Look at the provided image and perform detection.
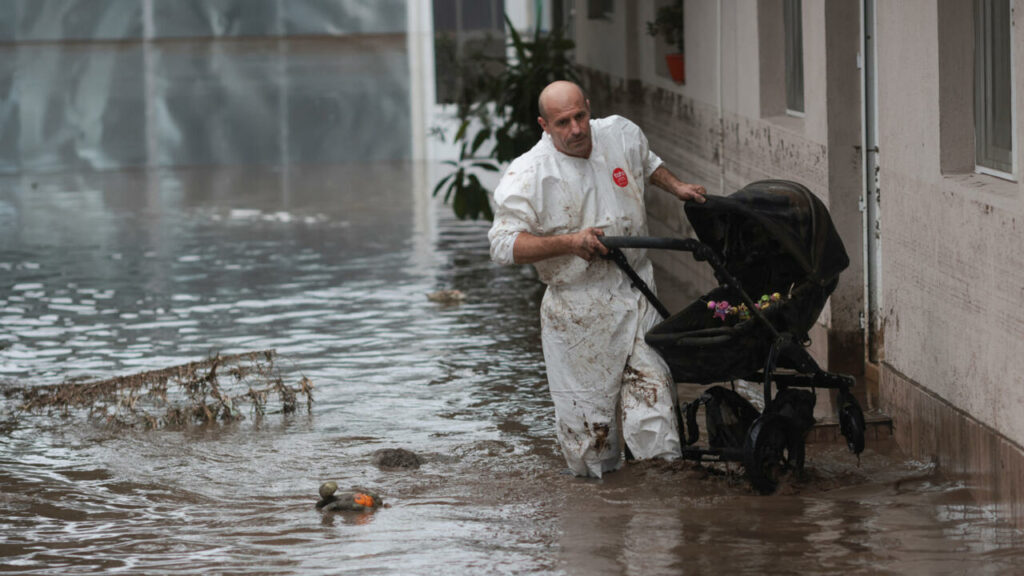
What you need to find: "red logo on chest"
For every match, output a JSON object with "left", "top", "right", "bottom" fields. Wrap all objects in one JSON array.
[{"left": 612, "top": 168, "right": 629, "bottom": 187}]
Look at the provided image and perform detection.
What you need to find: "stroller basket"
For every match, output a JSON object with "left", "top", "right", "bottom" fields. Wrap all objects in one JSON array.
[{"left": 648, "top": 280, "right": 835, "bottom": 384}]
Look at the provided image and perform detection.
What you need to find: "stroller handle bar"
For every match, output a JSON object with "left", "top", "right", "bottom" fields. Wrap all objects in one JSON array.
[
  {"left": 600, "top": 236, "right": 710, "bottom": 258},
  {"left": 598, "top": 236, "right": 720, "bottom": 320}
]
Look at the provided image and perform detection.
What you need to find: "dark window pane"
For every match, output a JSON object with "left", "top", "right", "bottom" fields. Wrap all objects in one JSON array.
[
  {"left": 784, "top": 0, "right": 804, "bottom": 113},
  {"left": 433, "top": 0, "right": 457, "bottom": 32},
  {"left": 463, "top": 0, "right": 493, "bottom": 30},
  {"left": 432, "top": 0, "right": 505, "bottom": 104},
  {"left": 588, "top": 0, "right": 613, "bottom": 20},
  {"left": 975, "top": 0, "right": 1013, "bottom": 173}
]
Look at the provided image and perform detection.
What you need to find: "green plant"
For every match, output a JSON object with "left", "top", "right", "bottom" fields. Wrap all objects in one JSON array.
[
  {"left": 433, "top": 15, "right": 579, "bottom": 220},
  {"left": 646, "top": 0, "right": 684, "bottom": 54}
]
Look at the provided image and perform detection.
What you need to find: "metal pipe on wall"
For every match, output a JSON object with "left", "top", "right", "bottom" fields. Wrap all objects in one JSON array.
[{"left": 717, "top": 0, "right": 725, "bottom": 195}]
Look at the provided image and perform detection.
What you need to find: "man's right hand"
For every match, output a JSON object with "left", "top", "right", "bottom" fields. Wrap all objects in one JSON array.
[
  {"left": 511, "top": 228, "right": 609, "bottom": 264},
  {"left": 569, "top": 227, "right": 608, "bottom": 261}
]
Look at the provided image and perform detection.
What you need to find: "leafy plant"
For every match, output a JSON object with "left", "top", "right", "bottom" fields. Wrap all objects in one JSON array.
[
  {"left": 431, "top": 119, "right": 501, "bottom": 221},
  {"left": 433, "top": 15, "right": 579, "bottom": 220},
  {"left": 646, "top": 0, "right": 684, "bottom": 54}
]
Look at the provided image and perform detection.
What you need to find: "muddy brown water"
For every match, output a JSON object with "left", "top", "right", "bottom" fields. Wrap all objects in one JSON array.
[{"left": 2, "top": 164, "right": 1023, "bottom": 575}]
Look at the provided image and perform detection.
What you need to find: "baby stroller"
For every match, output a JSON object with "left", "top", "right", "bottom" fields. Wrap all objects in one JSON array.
[{"left": 600, "top": 180, "right": 866, "bottom": 493}]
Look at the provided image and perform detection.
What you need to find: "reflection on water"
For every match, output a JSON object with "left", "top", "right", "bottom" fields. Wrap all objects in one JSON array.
[
  {"left": 2, "top": 165, "right": 1023, "bottom": 575},
  {"left": 0, "top": 164, "right": 442, "bottom": 380}
]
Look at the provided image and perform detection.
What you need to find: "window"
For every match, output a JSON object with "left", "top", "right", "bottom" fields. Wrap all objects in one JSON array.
[
  {"left": 975, "top": 0, "right": 1015, "bottom": 176},
  {"left": 552, "top": 0, "right": 575, "bottom": 37},
  {"left": 588, "top": 0, "right": 613, "bottom": 20},
  {"left": 432, "top": 0, "right": 506, "bottom": 104},
  {"left": 784, "top": 0, "right": 804, "bottom": 115}
]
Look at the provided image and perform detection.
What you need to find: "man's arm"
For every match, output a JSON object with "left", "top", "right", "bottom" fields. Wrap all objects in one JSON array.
[
  {"left": 649, "top": 165, "right": 707, "bottom": 203},
  {"left": 505, "top": 165, "right": 705, "bottom": 265},
  {"left": 512, "top": 228, "right": 608, "bottom": 264}
]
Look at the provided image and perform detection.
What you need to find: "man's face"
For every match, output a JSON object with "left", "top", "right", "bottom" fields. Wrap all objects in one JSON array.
[{"left": 539, "top": 97, "right": 592, "bottom": 158}]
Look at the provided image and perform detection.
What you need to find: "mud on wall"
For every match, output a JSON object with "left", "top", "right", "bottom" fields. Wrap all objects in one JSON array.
[{"left": 882, "top": 171, "right": 1024, "bottom": 448}]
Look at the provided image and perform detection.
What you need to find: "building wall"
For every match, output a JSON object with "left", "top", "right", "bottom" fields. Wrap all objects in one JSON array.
[
  {"left": 569, "top": 0, "right": 1024, "bottom": 527},
  {"left": 876, "top": 0, "right": 1024, "bottom": 450}
]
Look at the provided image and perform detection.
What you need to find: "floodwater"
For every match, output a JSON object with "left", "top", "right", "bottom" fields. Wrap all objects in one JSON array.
[
  {"left": 3, "top": 165, "right": 1024, "bottom": 575},
  {"left": 3, "top": 30, "right": 1024, "bottom": 576}
]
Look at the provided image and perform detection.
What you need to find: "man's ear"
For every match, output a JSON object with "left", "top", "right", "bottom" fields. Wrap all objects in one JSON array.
[{"left": 537, "top": 116, "right": 548, "bottom": 133}]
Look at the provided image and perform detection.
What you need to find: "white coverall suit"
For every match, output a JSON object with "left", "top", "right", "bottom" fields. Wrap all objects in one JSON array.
[{"left": 488, "top": 115, "right": 682, "bottom": 477}]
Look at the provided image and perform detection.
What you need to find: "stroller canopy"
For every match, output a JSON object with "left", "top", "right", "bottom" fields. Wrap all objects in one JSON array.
[{"left": 684, "top": 180, "right": 849, "bottom": 291}]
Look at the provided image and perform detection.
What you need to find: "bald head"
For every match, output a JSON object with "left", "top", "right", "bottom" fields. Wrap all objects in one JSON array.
[
  {"left": 537, "top": 81, "right": 593, "bottom": 158},
  {"left": 538, "top": 81, "right": 587, "bottom": 121}
]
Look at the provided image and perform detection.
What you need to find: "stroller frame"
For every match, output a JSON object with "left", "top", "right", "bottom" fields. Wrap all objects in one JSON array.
[{"left": 600, "top": 234, "right": 866, "bottom": 494}]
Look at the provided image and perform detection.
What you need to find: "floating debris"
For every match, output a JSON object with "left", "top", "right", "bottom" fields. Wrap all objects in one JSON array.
[
  {"left": 372, "top": 447, "right": 422, "bottom": 470},
  {"left": 316, "top": 481, "right": 385, "bottom": 512},
  {"left": 426, "top": 289, "right": 465, "bottom": 304},
  {"left": 1, "top": 350, "right": 312, "bottom": 429}
]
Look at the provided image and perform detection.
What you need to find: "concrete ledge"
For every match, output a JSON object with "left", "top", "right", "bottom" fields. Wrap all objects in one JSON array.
[{"left": 880, "top": 363, "right": 1024, "bottom": 530}]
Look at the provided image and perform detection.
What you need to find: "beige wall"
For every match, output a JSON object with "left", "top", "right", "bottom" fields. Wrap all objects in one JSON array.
[{"left": 877, "top": 0, "right": 1024, "bottom": 447}]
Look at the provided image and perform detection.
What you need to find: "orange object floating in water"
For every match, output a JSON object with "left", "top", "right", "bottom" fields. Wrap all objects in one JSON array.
[{"left": 353, "top": 493, "right": 375, "bottom": 507}]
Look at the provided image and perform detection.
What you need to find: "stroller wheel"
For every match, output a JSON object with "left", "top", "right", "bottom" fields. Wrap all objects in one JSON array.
[
  {"left": 743, "top": 414, "right": 805, "bottom": 495},
  {"left": 838, "top": 392, "right": 866, "bottom": 455}
]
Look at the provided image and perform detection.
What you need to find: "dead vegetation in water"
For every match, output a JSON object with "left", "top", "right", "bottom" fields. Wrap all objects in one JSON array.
[{"left": 1, "top": 350, "right": 313, "bottom": 429}]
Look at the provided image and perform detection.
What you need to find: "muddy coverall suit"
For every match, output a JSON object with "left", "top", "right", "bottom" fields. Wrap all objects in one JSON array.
[{"left": 488, "top": 115, "right": 682, "bottom": 477}]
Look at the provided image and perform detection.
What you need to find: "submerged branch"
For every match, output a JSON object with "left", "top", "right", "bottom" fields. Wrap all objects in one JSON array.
[{"left": 2, "top": 350, "right": 313, "bottom": 429}]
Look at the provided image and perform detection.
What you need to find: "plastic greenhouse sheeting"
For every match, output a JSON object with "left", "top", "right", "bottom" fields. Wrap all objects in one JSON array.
[{"left": 0, "top": 0, "right": 411, "bottom": 175}]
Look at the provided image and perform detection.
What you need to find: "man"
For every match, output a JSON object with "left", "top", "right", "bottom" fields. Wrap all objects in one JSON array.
[{"left": 488, "top": 80, "right": 707, "bottom": 477}]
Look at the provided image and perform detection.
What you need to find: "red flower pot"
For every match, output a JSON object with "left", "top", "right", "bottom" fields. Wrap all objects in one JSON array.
[{"left": 665, "top": 53, "right": 685, "bottom": 84}]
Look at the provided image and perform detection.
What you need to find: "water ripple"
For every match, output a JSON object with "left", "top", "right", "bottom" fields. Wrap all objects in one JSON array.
[{"left": 3, "top": 168, "right": 1024, "bottom": 574}]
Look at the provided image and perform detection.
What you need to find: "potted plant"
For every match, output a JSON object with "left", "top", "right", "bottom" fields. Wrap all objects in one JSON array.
[{"left": 646, "top": 0, "right": 685, "bottom": 84}]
